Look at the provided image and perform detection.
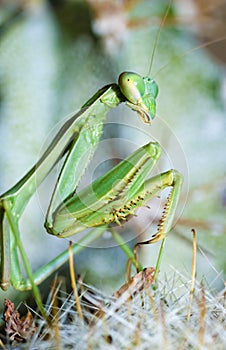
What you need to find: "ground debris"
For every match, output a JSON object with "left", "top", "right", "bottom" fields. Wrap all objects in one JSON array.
[
  {"left": 2, "top": 299, "right": 36, "bottom": 344},
  {"left": 114, "top": 267, "right": 156, "bottom": 300}
]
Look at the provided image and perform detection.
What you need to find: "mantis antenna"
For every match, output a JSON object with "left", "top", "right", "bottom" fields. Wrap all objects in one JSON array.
[
  {"left": 147, "top": 0, "right": 173, "bottom": 76},
  {"left": 153, "top": 35, "right": 226, "bottom": 78}
]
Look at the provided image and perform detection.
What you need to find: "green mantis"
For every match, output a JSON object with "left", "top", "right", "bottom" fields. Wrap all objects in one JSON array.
[{"left": 0, "top": 71, "right": 183, "bottom": 318}]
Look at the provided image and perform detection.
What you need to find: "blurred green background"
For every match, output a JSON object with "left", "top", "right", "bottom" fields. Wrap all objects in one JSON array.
[{"left": 0, "top": 0, "right": 225, "bottom": 306}]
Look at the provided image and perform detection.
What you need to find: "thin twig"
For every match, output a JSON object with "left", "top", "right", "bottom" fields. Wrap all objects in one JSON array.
[
  {"left": 49, "top": 278, "right": 62, "bottom": 350},
  {"left": 197, "top": 283, "right": 206, "bottom": 349},
  {"left": 187, "top": 228, "right": 197, "bottom": 321},
  {"left": 68, "top": 241, "right": 84, "bottom": 322}
]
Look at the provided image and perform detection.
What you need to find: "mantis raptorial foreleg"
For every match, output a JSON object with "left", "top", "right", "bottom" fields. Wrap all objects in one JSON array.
[
  {"left": 134, "top": 169, "right": 183, "bottom": 276},
  {"left": 0, "top": 71, "right": 182, "bottom": 318}
]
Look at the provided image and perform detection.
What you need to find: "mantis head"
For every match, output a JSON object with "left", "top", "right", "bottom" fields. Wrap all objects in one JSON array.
[{"left": 118, "top": 72, "right": 158, "bottom": 123}]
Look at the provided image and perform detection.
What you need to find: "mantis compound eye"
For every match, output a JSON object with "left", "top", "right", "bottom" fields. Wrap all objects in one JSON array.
[
  {"left": 144, "top": 77, "right": 158, "bottom": 99},
  {"left": 118, "top": 72, "right": 145, "bottom": 104}
]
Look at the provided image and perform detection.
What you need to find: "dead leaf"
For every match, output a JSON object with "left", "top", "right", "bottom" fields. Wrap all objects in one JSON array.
[
  {"left": 3, "top": 299, "right": 36, "bottom": 343},
  {"left": 114, "top": 267, "right": 156, "bottom": 300}
]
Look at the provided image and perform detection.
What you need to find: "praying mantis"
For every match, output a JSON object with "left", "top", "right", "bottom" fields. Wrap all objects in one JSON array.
[{"left": 0, "top": 69, "right": 183, "bottom": 317}]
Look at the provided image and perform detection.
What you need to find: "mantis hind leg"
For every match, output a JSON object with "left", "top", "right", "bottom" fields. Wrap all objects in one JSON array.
[
  {"left": 134, "top": 169, "right": 183, "bottom": 276},
  {"left": 1, "top": 198, "right": 108, "bottom": 318}
]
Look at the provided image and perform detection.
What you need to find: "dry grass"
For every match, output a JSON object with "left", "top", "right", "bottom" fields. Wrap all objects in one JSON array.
[{"left": 1, "top": 267, "right": 225, "bottom": 350}]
